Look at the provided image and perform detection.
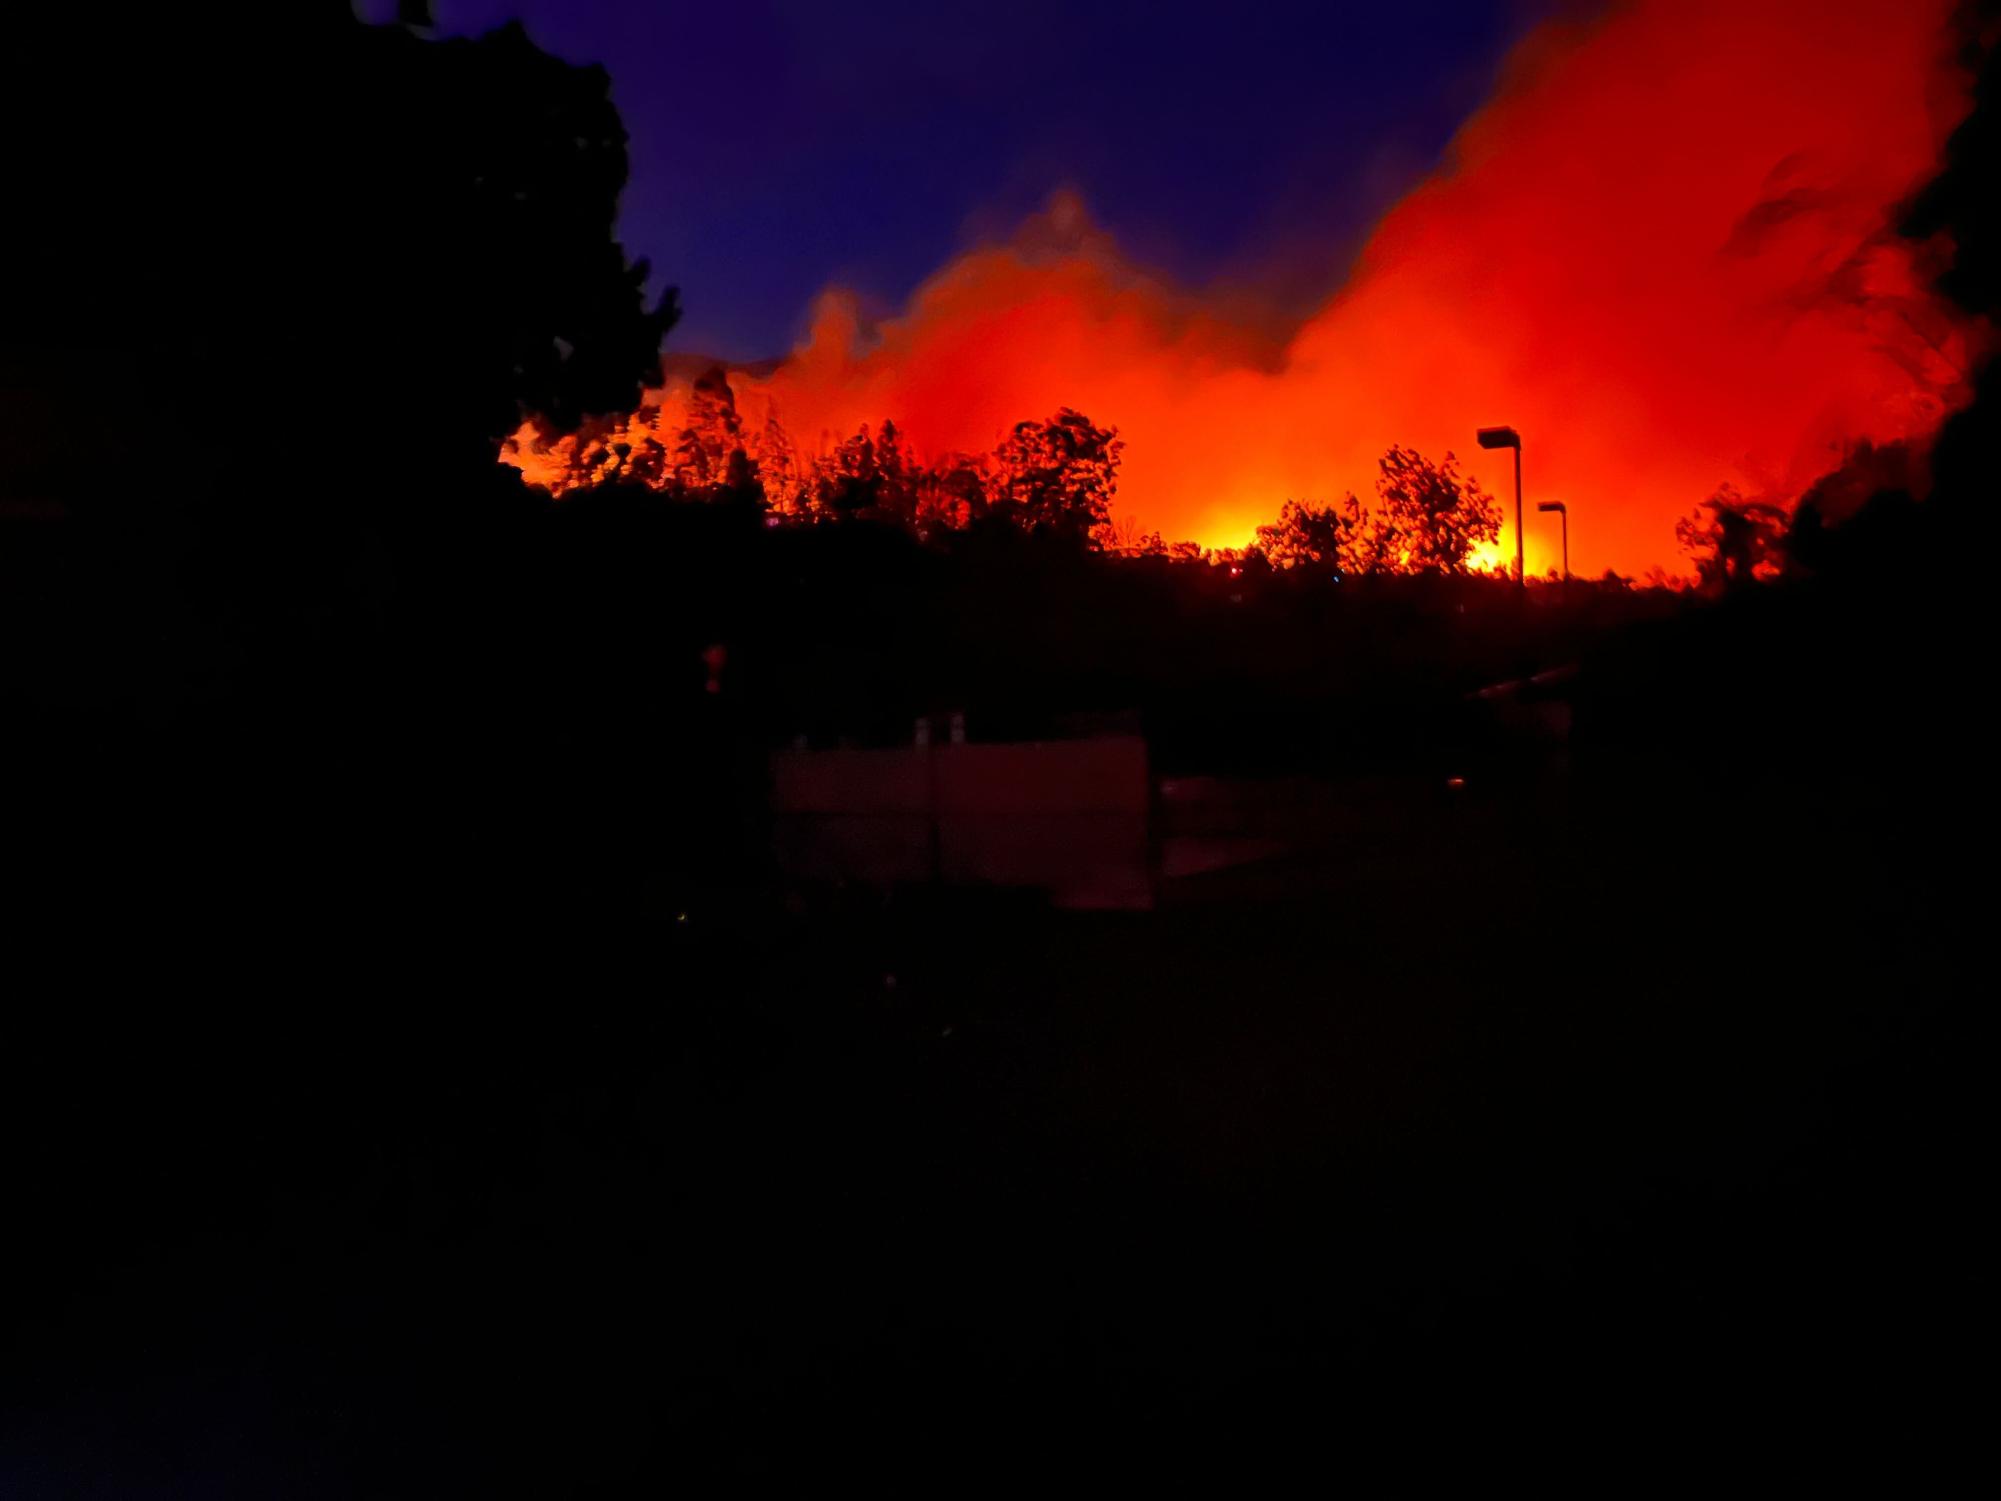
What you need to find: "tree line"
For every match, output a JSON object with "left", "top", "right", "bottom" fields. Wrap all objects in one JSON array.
[
  {"left": 517, "top": 370, "right": 1523, "bottom": 577},
  {"left": 517, "top": 355, "right": 1889, "bottom": 592}
]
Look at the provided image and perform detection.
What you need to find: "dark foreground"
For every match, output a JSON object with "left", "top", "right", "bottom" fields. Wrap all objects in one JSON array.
[
  {"left": 5, "top": 4, "right": 1993, "bottom": 1487},
  {"left": 2, "top": 696, "right": 1976, "bottom": 1493}
]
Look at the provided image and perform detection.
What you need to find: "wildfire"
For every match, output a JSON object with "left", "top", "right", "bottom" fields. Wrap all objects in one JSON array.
[{"left": 508, "top": 0, "right": 1987, "bottom": 578}]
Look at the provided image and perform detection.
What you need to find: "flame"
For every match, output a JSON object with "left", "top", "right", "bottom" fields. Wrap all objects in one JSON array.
[{"left": 513, "top": 0, "right": 1987, "bottom": 577}]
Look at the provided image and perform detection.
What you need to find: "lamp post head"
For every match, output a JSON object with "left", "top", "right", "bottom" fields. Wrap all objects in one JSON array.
[
  {"left": 1476, "top": 425, "right": 1521, "bottom": 450},
  {"left": 1537, "top": 501, "right": 1565, "bottom": 514}
]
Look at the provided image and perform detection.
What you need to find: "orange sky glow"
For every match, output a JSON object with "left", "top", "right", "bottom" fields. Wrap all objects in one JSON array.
[{"left": 512, "top": 0, "right": 1987, "bottom": 578}]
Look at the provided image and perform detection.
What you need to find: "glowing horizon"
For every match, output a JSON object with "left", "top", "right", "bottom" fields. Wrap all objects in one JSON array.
[{"left": 511, "top": 0, "right": 1988, "bottom": 577}]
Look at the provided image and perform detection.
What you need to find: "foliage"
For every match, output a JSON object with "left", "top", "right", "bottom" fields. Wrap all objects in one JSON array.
[
  {"left": 530, "top": 394, "right": 1128, "bottom": 546},
  {"left": 1676, "top": 484, "right": 1790, "bottom": 588},
  {"left": 1255, "top": 498, "right": 1363, "bottom": 573},
  {"left": 526, "top": 408, "right": 1530, "bottom": 589},
  {"left": 992, "top": 409, "right": 1125, "bottom": 541},
  {"left": 1367, "top": 446, "right": 1502, "bottom": 575},
  {"left": 911, "top": 451, "right": 996, "bottom": 535},
  {"left": 1243, "top": 452, "right": 1499, "bottom": 579},
  {"left": 323, "top": 16, "right": 677, "bottom": 485}
]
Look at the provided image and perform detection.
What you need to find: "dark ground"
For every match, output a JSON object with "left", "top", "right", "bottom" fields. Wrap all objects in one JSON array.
[{"left": 1, "top": 664, "right": 1977, "bottom": 1492}]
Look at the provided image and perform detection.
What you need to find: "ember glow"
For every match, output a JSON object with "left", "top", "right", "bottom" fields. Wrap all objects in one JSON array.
[{"left": 509, "top": 0, "right": 1987, "bottom": 577}]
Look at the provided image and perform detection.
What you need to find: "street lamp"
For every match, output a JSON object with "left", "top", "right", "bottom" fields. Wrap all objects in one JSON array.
[
  {"left": 1476, "top": 425, "right": 1523, "bottom": 587},
  {"left": 1537, "top": 500, "right": 1568, "bottom": 580}
]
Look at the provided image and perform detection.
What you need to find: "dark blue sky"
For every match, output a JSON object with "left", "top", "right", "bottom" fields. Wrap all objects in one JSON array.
[{"left": 385, "top": 1, "right": 1555, "bottom": 358}]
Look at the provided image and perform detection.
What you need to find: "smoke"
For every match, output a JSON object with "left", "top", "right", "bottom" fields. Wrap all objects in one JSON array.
[{"left": 543, "top": 0, "right": 1990, "bottom": 577}]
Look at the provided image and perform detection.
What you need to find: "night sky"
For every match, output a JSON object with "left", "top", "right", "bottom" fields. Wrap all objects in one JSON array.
[{"left": 376, "top": 1, "right": 1558, "bottom": 359}]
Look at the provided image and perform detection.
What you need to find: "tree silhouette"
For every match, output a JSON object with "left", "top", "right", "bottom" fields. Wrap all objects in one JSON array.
[
  {"left": 751, "top": 407, "right": 806, "bottom": 516},
  {"left": 913, "top": 451, "right": 997, "bottom": 534},
  {"left": 795, "top": 420, "right": 917, "bottom": 525},
  {"left": 993, "top": 409, "right": 1125, "bottom": 542},
  {"left": 1255, "top": 498, "right": 1364, "bottom": 573},
  {"left": 320, "top": 16, "right": 677, "bottom": 494},
  {"left": 673, "top": 367, "right": 758, "bottom": 500},
  {"left": 1676, "top": 484, "right": 1789, "bottom": 589},
  {"left": 813, "top": 427, "right": 885, "bottom": 518},
  {"left": 1099, "top": 519, "right": 1171, "bottom": 556},
  {"left": 871, "top": 421, "right": 920, "bottom": 529},
  {"left": 5, "top": 7, "right": 675, "bottom": 533},
  {"left": 1368, "top": 446, "right": 1501, "bottom": 575}
]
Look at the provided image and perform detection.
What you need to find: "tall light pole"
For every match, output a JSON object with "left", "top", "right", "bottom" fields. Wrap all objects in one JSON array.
[
  {"left": 1477, "top": 426, "right": 1523, "bottom": 587},
  {"left": 1537, "top": 500, "right": 1568, "bottom": 580}
]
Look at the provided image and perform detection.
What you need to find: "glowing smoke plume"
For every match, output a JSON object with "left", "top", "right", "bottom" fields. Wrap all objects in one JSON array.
[{"left": 512, "top": 0, "right": 1986, "bottom": 577}]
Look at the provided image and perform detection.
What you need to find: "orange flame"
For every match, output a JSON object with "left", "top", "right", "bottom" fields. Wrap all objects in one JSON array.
[{"left": 511, "top": 0, "right": 1987, "bottom": 577}]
